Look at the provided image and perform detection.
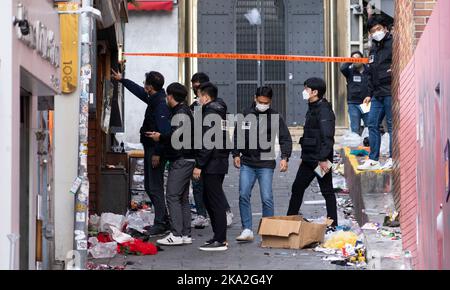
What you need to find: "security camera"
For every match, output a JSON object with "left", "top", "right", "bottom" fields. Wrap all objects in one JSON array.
[{"left": 13, "top": 17, "right": 30, "bottom": 35}]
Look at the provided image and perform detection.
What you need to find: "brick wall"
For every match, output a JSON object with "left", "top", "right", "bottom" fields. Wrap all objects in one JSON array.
[{"left": 391, "top": 0, "right": 438, "bottom": 269}]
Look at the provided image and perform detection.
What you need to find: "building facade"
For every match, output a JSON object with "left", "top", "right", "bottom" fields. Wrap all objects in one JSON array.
[{"left": 0, "top": 0, "right": 61, "bottom": 270}]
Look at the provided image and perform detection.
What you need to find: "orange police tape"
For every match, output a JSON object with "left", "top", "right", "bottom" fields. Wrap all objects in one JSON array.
[{"left": 123, "top": 52, "right": 369, "bottom": 64}]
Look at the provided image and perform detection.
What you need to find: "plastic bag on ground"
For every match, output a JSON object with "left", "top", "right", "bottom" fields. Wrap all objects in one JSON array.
[
  {"left": 89, "top": 242, "right": 118, "bottom": 259},
  {"left": 110, "top": 226, "right": 134, "bottom": 244},
  {"left": 100, "top": 213, "right": 126, "bottom": 232},
  {"left": 341, "top": 131, "right": 363, "bottom": 148},
  {"left": 323, "top": 231, "right": 359, "bottom": 249},
  {"left": 380, "top": 133, "right": 390, "bottom": 157},
  {"left": 126, "top": 210, "right": 154, "bottom": 233},
  {"left": 89, "top": 215, "right": 100, "bottom": 231}
]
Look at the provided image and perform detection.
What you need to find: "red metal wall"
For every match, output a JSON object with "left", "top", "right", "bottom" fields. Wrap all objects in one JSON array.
[{"left": 398, "top": 0, "right": 450, "bottom": 269}]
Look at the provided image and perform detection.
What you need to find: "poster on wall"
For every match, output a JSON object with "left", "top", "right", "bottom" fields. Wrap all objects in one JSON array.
[{"left": 101, "top": 80, "right": 113, "bottom": 134}]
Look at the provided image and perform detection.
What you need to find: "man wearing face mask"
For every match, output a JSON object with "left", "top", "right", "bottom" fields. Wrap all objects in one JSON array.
[
  {"left": 287, "top": 78, "right": 338, "bottom": 228},
  {"left": 193, "top": 82, "right": 231, "bottom": 251},
  {"left": 190, "top": 73, "right": 234, "bottom": 229},
  {"left": 358, "top": 15, "right": 394, "bottom": 171},
  {"left": 111, "top": 69, "right": 172, "bottom": 237},
  {"left": 340, "top": 51, "right": 370, "bottom": 135},
  {"left": 146, "top": 83, "right": 196, "bottom": 246},
  {"left": 232, "top": 87, "right": 292, "bottom": 242}
]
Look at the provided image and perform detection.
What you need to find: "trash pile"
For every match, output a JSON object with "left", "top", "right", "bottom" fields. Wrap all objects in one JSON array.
[
  {"left": 332, "top": 152, "right": 349, "bottom": 194},
  {"left": 361, "top": 220, "right": 402, "bottom": 241},
  {"left": 86, "top": 262, "right": 126, "bottom": 271},
  {"left": 314, "top": 223, "right": 367, "bottom": 269},
  {"left": 88, "top": 210, "right": 158, "bottom": 261}
]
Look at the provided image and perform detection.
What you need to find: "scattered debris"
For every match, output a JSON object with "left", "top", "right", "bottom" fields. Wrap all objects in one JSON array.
[{"left": 361, "top": 222, "right": 380, "bottom": 231}]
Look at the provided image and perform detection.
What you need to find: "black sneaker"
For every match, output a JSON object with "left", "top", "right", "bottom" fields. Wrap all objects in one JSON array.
[
  {"left": 204, "top": 239, "right": 215, "bottom": 245},
  {"left": 148, "top": 226, "right": 170, "bottom": 237},
  {"left": 199, "top": 241, "right": 228, "bottom": 252}
]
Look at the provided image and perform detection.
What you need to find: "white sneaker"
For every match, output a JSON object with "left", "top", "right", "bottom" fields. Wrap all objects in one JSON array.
[
  {"left": 382, "top": 158, "right": 393, "bottom": 170},
  {"left": 182, "top": 236, "right": 193, "bottom": 245},
  {"left": 226, "top": 211, "right": 234, "bottom": 227},
  {"left": 157, "top": 233, "right": 183, "bottom": 246},
  {"left": 236, "top": 229, "right": 254, "bottom": 242},
  {"left": 191, "top": 215, "right": 210, "bottom": 229},
  {"left": 357, "top": 159, "right": 381, "bottom": 171}
]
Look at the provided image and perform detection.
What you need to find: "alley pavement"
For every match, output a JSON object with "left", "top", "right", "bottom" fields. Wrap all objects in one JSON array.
[{"left": 92, "top": 151, "right": 352, "bottom": 270}]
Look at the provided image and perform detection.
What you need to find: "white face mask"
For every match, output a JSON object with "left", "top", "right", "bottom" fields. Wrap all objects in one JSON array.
[
  {"left": 302, "top": 90, "right": 311, "bottom": 101},
  {"left": 372, "top": 30, "right": 386, "bottom": 42},
  {"left": 255, "top": 102, "right": 270, "bottom": 112}
]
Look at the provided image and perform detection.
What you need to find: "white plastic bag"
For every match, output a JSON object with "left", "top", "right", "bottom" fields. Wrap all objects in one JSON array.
[
  {"left": 244, "top": 8, "right": 261, "bottom": 25},
  {"left": 126, "top": 210, "right": 154, "bottom": 233},
  {"left": 89, "top": 242, "right": 118, "bottom": 259},
  {"left": 100, "top": 213, "right": 126, "bottom": 232},
  {"left": 341, "top": 131, "right": 363, "bottom": 147},
  {"left": 380, "top": 133, "right": 390, "bottom": 157},
  {"left": 110, "top": 226, "right": 134, "bottom": 243}
]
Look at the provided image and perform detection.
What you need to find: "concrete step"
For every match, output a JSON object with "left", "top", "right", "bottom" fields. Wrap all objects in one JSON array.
[{"left": 341, "top": 147, "right": 404, "bottom": 270}]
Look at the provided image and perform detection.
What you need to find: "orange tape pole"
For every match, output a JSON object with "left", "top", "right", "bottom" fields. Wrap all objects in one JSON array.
[{"left": 123, "top": 52, "right": 369, "bottom": 64}]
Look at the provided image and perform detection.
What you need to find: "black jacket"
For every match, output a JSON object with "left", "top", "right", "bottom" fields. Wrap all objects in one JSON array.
[
  {"left": 340, "top": 63, "right": 370, "bottom": 104},
  {"left": 232, "top": 103, "right": 292, "bottom": 169},
  {"left": 368, "top": 33, "right": 393, "bottom": 98},
  {"left": 195, "top": 98, "right": 230, "bottom": 175},
  {"left": 159, "top": 103, "right": 195, "bottom": 162},
  {"left": 120, "top": 79, "right": 171, "bottom": 155},
  {"left": 300, "top": 99, "right": 335, "bottom": 163}
]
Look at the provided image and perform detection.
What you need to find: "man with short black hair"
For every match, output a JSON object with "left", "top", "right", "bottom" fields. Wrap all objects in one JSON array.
[
  {"left": 147, "top": 83, "right": 196, "bottom": 246},
  {"left": 340, "top": 51, "right": 370, "bottom": 135},
  {"left": 190, "top": 73, "right": 234, "bottom": 229},
  {"left": 287, "top": 77, "right": 338, "bottom": 228},
  {"left": 233, "top": 86, "right": 292, "bottom": 242},
  {"left": 358, "top": 15, "right": 393, "bottom": 171},
  {"left": 111, "top": 69, "right": 171, "bottom": 236},
  {"left": 193, "top": 82, "right": 231, "bottom": 251}
]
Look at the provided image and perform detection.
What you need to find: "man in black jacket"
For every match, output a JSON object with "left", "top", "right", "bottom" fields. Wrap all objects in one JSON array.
[
  {"left": 287, "top": 78, "right": 338, "bottom": 228},
  {"left": 192, "top": 82, "right": 231, "bottom": 251},
  {"left": 340, "top": 51, "right": 370, "bottom": 135},
  {"left": 358, "top": 15, "right": 393, "bottom": 171},
  {"left": 111, "top": 69, "right": 171, "bottom": 236},
  {"left": 232, "top": 86, "right": 292, "bottom": 242},
  {"left": 190, "top": 73, "right": 233, "bottom": 229},
  {"left": 147, "top": 83, "right": 196, "bottom": 246}
]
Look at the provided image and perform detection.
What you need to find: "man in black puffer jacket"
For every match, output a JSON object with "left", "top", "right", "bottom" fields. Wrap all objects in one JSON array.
[
  {"left": 359, "top": 15, "right": 394, "bottom": 171},
  {"left": 287, "top": 78, "right": 338, "bottom": 228},
  {"left": 193, "top": 82, "right": 231, "bottom": 252}
]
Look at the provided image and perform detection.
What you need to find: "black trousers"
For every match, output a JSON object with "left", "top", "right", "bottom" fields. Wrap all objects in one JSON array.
[
  {"left": 144, "top": 145, "right": 169, "bottom": 228},
  {"left": 202, "top": 174, "right": 228, "bottom": 243},
  {"left": 287, "top": 161, "right": 338, "bottom": 227}
]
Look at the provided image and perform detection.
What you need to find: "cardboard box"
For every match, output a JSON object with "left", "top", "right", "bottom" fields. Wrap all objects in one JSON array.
[{"left": 257, "top": 216, "right": 333, "bottom": 249}]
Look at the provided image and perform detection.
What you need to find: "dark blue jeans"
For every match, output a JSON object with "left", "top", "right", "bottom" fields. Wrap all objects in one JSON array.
[
  {"left": 368, "top": 96, "right": 393, "bottom": 161},
  {"left": 348, "top": 103, "right": 369, "bottom": 135}
]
